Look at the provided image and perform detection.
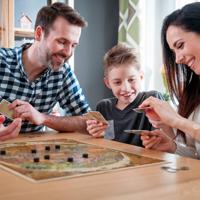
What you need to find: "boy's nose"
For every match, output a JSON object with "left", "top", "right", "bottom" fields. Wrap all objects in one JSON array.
[{"left": 121, "top": 81, "right": 131, "bottom": 91}]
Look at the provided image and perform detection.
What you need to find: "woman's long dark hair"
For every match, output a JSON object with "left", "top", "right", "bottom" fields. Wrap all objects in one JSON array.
[{"left": 161, "top": 2, "right": 200, "bottom": 141}]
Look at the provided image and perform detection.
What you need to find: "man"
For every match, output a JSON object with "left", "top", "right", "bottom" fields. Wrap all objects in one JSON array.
[{"left": 0, "top": 2, "right": 90, "bottom": 140}]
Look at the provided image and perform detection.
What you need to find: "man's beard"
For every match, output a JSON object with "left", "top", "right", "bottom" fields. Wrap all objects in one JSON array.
[{"left": 47, "top": 53, "right": 71, "bottom": 71}]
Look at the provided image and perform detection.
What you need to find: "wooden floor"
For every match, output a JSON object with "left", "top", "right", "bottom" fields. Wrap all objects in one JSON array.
[{"left": 0, "top": 132, "right": 200, "bottom": 200}]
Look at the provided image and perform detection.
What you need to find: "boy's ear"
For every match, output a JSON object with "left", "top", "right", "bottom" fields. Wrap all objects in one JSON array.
[
  {"left": 139, "top": 70, "right": 144, "bottom": 80},
  {"left": 104, "top": 77, "right": 111, "bottom": 89}
]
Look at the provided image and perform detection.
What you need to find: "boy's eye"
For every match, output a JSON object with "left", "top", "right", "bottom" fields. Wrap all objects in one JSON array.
[
  {"left": 129, "top": 78, "right": 136, "bottom": 82},
  {"left": 113, "top": 81, "right": 121, "bottom": 85}
]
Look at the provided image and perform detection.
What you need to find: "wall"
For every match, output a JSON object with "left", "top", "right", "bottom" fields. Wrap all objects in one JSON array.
[{"left": 74, "top": 0, "right": 119, "bottom": 110}]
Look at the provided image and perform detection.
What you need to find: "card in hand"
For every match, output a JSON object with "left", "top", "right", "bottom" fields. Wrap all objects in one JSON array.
[
  {"left": 124, "top": 129, "right": 149, "bottom": 135},
  {"left": 0, "top": 99, "right": 13, "bottom": 120},
  {"left": 83, "top": 111, "right": 108, "bottom": 125},
  {"left": 133, "top": 106, "right": 152, "bottom": 113}
]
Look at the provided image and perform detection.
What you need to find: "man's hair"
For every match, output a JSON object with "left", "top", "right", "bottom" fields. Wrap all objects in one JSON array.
[
  {"left": 35, "top": 2, "right": 87, "bottom": 36},
  {"left": 103, "top": 43, "right": 141, "bottom": 77}
]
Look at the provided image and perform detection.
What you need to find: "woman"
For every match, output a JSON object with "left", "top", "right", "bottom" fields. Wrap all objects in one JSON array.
[{"left": 140, "top": 2, "right": 200, "bottom": 159}]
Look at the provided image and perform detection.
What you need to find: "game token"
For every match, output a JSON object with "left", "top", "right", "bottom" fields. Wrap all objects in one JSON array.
[
  {"left": 82, "top": 153, "right": 88, "bottom": 158},
  {"left": 31, "top": 149, "right": 37, "bottom": 154},
  {"left": 55, "top": 145, "right": 60, "bottom": 150},
  {"left": 44, "top": 155, "right": 50, "bottom": 160},
  {"left": 67, "top": 157, "right": 73, "bottom": 162},
  {"left": 33, "top": 157, "right": 40, "bottom": 163},
  {"left": 45, "top": 146, "right": 50, "bottom": 151},
  {"left": 0, "top": 150, "right": 6, "bottom": 155}
]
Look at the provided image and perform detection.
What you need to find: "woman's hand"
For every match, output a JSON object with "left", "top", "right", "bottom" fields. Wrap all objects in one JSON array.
[
  {"left": 140, "top": 129, "right": 176, "bottom": 153},
  {"left": 86, "top": 120, "right": 108, "bottom": 138},
  {"left": 139, "top": 97, "right": 182, "bottom": 127}
]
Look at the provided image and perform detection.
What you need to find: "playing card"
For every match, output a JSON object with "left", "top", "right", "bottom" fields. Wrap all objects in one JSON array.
[
  {"left": 124, "top": 130, "right": 149, "bottom": 135},
  {"left": 132, "top": 106, "right": 152, "bottom": 113},
  {"left": 83, "top": 111, "right": 108, "bottom": 125},
  {"left": 0, "top": 99, "right": 13, "bottom": 120}
]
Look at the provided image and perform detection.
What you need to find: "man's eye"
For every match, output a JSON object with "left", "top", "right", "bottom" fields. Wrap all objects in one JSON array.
[{"left": 58, "top": 40, "right": 65, "bottom": 44}]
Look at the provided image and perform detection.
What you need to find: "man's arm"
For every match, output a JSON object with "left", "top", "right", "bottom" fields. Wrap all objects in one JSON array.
[{"left": 43, "top": 114, "right": 87, "bottom": 133}]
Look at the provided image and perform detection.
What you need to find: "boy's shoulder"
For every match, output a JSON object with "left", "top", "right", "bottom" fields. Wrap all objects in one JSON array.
[
  {"left": 97, "top": 97, "right": 116, "bottom": 106},
  {"left": 96, "top": 97, "right": 116, "bottom": 110},
  {"left": 139, "top": 90, "right": 163, "bottom": 100}
]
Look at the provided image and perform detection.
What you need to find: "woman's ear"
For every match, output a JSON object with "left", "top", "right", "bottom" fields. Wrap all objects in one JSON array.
[{"left": 104, "top": 77, "right": 111, "bottom": 89}]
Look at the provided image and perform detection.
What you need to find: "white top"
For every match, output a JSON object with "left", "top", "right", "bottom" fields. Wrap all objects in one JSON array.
[{"left": 175, "top": 105, "right": 200, "bottom": 159}]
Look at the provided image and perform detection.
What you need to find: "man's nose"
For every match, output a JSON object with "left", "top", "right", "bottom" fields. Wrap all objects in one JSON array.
[{"left": 63, "top": 45, "right": 73, "bottom": 57}]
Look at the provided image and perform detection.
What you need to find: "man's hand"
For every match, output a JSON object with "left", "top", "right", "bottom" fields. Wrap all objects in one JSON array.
[
  {"left": 9, "top": 99, "right": 46, "bottom": 125},
  {"left": 0, "top": 115, "right": 22, "bottom": 141}
]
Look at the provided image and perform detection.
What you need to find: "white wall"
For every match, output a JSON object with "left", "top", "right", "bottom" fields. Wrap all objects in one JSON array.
[{"left": 139, "top": 0, "right": 176, "bottom": 92}]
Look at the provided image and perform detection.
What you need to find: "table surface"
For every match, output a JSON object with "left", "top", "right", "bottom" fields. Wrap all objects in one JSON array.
[{"left": 0, "top": 132, "right": 199, "bottom": 200}]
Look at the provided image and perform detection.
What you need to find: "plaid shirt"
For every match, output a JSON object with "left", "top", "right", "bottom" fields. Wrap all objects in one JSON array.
[{"left": 0, "top": 44, "right": 90, "bottom": 132}]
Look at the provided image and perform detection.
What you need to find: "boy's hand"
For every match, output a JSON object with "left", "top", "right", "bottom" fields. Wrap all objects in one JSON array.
[{"left": 86, "top": 120, "right": 108, "bottom": 138}]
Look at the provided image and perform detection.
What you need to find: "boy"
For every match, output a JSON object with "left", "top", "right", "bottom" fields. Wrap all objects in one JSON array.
[{"left": 86, "top": 43, "right": 163, "bottom": 147}]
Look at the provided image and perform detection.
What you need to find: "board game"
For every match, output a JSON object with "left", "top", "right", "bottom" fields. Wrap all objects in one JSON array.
[{"left": 0, "top": 139, "right": 164, "bottom": 182}]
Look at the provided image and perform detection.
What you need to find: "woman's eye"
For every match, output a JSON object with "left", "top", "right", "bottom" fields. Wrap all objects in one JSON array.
[{"left": 177, "top": 42, "right": 183, "bottom": 49}]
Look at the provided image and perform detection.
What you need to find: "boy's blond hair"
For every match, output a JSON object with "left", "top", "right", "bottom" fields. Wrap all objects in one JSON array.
[{"left": 103, "top": 43, "right": 141, "bottom": 77}]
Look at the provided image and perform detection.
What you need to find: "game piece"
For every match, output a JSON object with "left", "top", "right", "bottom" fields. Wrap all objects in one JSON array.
[
  {"left": 44, "top": 155, "right": 50, "bottom": 160},
  {"left": 0, "top": 99, "right": 14, "bottom": 120},
  {"left": 82, "top": 153, "right": 88, "bottom": 158},
  {"left": 31, "top": 149, "right": 37, "bottom": 154},
  {"left": 55, "top": 144, "right": 60, "bottom": 150},
  {"left": 45, "top": 146, "right": 50, "bottom": 151},
  {"left": 33, "top": 157, "right": 40, "bottom": 163},
  {"left": 0, "top": 150, "right": 6, "bottom": 155},
  {"left": 67, "top": 157, "right": 73, "bottom": 162}
]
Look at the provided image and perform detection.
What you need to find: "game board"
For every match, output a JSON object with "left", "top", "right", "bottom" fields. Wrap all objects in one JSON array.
[{"left": 0, "top": 139, "right": 164, "bottom": 182}]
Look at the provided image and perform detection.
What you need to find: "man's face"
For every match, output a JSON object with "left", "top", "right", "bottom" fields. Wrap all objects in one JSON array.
[{"left": 38, "top": 17, "right": 81, "bottom": 71}]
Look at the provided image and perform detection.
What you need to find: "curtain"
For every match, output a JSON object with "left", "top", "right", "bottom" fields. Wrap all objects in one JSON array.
[{"left": 118, "top": 0, "right": 140, "bottom": 48}]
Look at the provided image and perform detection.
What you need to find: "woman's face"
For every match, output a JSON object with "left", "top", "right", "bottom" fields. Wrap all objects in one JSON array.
[{"left": 166, "top": 25, "right": 200, "bottom": 75}]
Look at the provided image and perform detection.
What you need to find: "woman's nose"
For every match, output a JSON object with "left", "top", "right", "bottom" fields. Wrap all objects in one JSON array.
[{"left": 175, "top": 53, "right": 185, "bottom": 64}]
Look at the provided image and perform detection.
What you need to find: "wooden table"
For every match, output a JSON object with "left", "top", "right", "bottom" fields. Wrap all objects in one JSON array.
[{"left": 0, "top": 132, "right": 199, "bottom": 200}]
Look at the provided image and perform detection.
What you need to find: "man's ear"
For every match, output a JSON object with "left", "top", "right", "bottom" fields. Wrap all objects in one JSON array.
[
  {"left": 104, "top": 77, "right": 111, "bottom": 89},
  {"left": 35, "top": 26, "right": 44, "bottom": 41}
]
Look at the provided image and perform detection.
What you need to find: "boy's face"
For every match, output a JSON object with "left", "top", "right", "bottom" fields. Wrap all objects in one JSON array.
[{"left": 104, "top": 64, "right": 143, "bottom": 109}]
